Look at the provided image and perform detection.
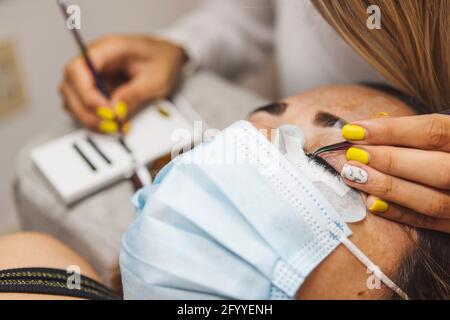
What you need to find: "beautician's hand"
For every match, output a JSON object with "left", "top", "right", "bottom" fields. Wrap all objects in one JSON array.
[
  {"left": 340, "top": 114, "right": 450, "bottom": 233},
  {"left": 59, "top": 35, "right": 187, "bottom": 133}
]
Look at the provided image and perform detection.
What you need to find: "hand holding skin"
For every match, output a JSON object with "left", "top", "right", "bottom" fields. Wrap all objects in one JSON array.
[
  {"left": 340, "top": 114, "right": 450, "bottom": 233},
  {"left": 59, "top": 35, "right": 188, "bottom": 134}
]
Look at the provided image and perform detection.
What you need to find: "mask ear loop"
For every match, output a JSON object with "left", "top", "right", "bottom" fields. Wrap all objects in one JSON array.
[{"left": 339, "top": 236, "right": 410, "bottom": 300}]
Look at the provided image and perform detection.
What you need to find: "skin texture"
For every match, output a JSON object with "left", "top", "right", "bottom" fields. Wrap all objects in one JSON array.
[
  {"left": 249, "top": 85, "right": 415, "bottom": 299},
  {"left": 0, "top": 232, "right": 100, "bottom": 300}
]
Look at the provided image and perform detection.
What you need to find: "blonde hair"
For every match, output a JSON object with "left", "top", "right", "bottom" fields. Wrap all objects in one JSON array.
[{"left": 312, "top": 0, "right": 450, "bottom": 112}]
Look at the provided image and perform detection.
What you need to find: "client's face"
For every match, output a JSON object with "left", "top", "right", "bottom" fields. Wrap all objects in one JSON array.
[{"left": 249, "top": 85, "right": 416, "bottom": 299}]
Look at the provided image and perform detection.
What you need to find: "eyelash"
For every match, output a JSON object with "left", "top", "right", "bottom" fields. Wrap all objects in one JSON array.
[{"left": 306, "top": 154, "right": 340, "bottom": 177}]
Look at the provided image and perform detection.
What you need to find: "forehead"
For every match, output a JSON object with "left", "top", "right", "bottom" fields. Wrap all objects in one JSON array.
[{"left": 283, "top": 85, "right": 416, "bottom": 122}]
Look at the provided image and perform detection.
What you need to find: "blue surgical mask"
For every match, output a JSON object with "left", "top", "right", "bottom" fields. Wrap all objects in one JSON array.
[{"left": 120, "top": 121, "right": 408, "bottom": 300}]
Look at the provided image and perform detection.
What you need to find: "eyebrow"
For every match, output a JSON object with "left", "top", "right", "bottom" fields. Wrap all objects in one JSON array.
[
  {"left": 249, "top": 101, "right": 288, "bottom": 116},
  {"left": 313, "top": 111, "right": 347, "bottom": 128}
]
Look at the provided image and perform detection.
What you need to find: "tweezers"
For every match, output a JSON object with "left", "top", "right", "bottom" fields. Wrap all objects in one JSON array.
[
  {"left": 308, "top": 108, "right": 449, "bottom": 159},
  {"left": 307, "top": 141, "right": 353, "bottom": 159}
]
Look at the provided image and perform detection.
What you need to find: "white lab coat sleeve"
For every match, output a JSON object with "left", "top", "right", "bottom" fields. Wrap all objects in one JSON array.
[{"left": 158, "top": 0, "right": 274, "bottom": 77}]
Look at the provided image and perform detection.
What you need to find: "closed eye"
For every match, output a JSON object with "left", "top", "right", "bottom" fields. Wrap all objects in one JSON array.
[{"left": 306, "top": 153, "right": 340, "bottom": 178}]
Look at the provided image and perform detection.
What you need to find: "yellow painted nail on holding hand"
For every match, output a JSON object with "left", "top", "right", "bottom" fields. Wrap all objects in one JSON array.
[
  {"left": 346, "top": 147, "right": 370, "bottom": 164},
  {"left": 96, "top": 107, "right": 116, "bottom": 120},
  {"left": 114, "top": 102, "right": 128, "bottom": 120},
  {"left": 99, "top": 121, "right": 118, "bottom": 134},
  {"left": 342, "top": 124, "right": 366, "bottom": 140},
  {"left": 369, "top": 199, "right": 389, "bottom": 213}
]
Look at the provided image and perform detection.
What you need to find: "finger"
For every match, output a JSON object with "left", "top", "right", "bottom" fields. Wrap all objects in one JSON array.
[
  {"left": 58, "top": 87, "right": 73, "bottom": 116},
  {"left": 366, "top": 195, "right": 450, "bottom": 234},
  {"left": 62, "top": 83, "right": 120, "bottom": 134},
  {"left": 87, "top": 36, "right": 130, "bottom": 68},
  {"left": 63, "top": 36, "right": 136, "bottom": 112},
  {"left": 64, "top": 57, "right": 110, "bottom": 110},
  {"left": 111, "top": 73, "right": 169, "bottom": 119},
  {"left": 60, "top": 83, "right": 101, "bottom": 132},
  {"left": 346, "top": 146, "right": 450, "bottom": 189},
  {"left": 340, "top": 162, "right": 450, "bottom": 219},
  {"left": 342, "top": 114, "right": 450, "bottom": 151}
]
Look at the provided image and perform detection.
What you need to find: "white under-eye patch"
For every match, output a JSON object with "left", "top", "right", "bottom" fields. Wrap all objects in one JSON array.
[{"left": 273, "top": 125, "right": 366, "bottom": 223}]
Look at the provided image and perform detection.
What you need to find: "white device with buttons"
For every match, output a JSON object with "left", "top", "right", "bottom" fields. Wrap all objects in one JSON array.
[{"left": 31, "top": 97, "right": 202, "bottom": 205}]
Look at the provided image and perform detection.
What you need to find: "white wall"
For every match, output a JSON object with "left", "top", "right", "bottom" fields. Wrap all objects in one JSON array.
[{"left": 0, "top": 0, "right": 203, "bottom": 234}]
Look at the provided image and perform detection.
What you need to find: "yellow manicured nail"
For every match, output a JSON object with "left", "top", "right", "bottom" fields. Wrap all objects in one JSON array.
[
  {"left": 122, "top": 122, "right": 131, "bottom": 134},
  {"left": 114, "top": 101, "right": 128, "bottom": 120},
  {"left": 369, "top": 199, "right": 389, "bottom": 213},
  {"left": 346, "top": 147, "right": 369, "bottom": 164},
  {"left": 99, "top": 121, "right": 118, "bottom": 134},
  {"left": 96, "top": 107, "right": 116, "bottom": 120},
  {"left": 342, "top": 124, "right": 366, "bottom": 140}
]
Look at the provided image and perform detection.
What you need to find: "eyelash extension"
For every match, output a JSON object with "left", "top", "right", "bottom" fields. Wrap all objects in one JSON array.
[
  {"left": 305, "top": 153, "right": 340, "bottom": 178},
  {"left": 309, "top": 141, "right": 353, "bottom": 159}
]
